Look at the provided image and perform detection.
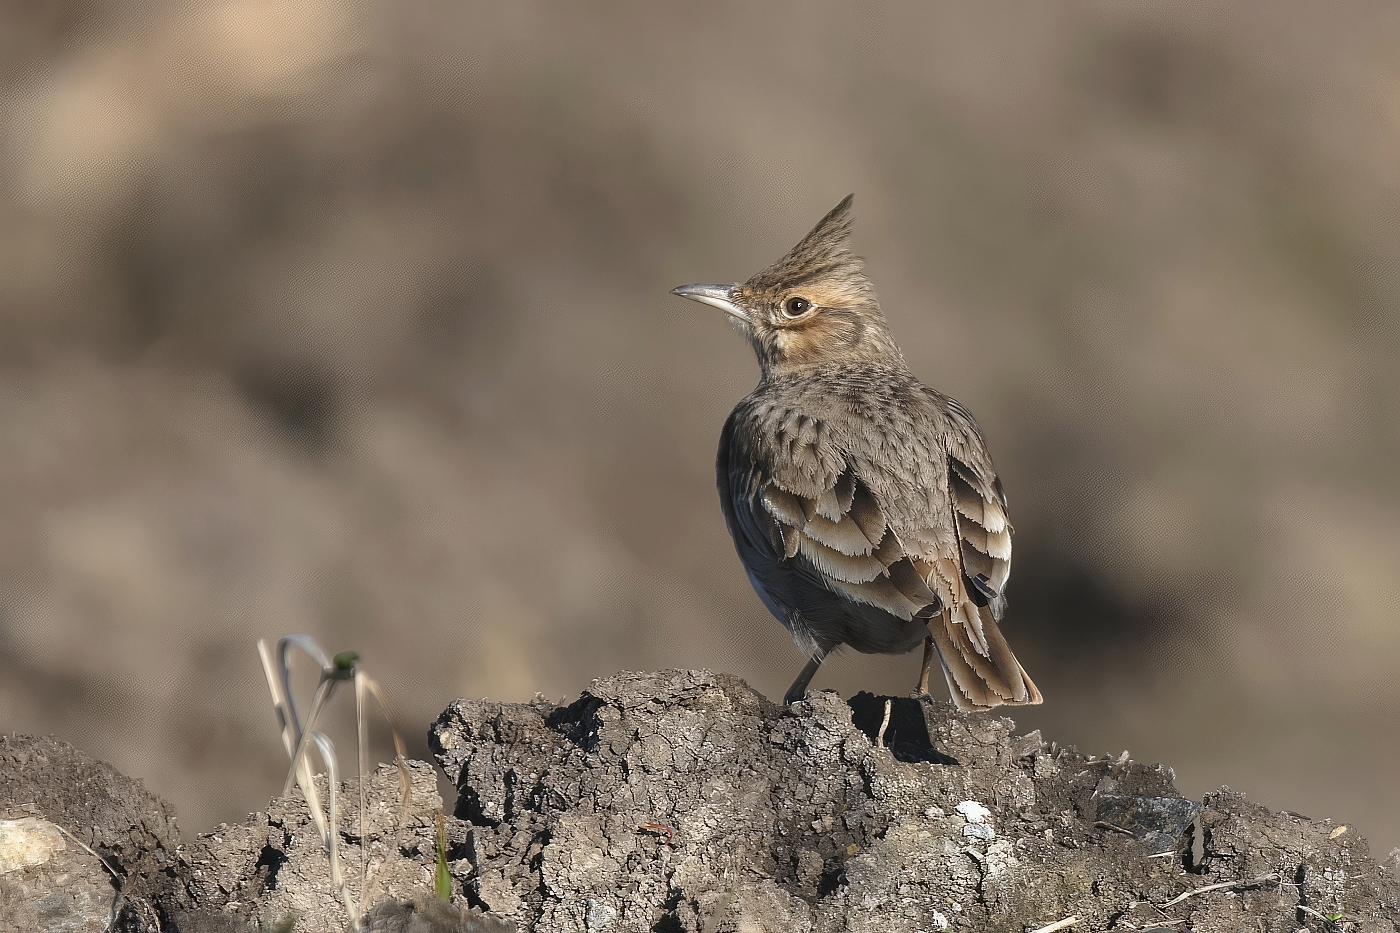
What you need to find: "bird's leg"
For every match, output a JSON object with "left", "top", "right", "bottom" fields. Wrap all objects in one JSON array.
[
  {"left": 917, "top": 634, "right": 936, "bottom": 697},
  {"left": 783, "top": 652, "right": 825, "bottom": 705}
]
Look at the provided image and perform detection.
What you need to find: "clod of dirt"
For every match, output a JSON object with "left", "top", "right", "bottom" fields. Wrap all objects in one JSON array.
[
  {"left": 176, "top": 758, "right": 516, "bottom": 933},
  {"left": 428, "top": 669, "right": 1400, "bottom": 932},
  {"left": 0, "top": 733, "right": 187, "bottom": 930},
  {"left": 0, "top": 815, "right": 117, "bottom": 932}
]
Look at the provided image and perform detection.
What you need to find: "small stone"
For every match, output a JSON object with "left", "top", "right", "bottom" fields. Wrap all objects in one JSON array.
[
  {"left": 962, "top": 823, "right": 995, "bottom": 841},
  {"left": 476, "top": 868, "right": 524, "bottom": 915},
  {"left": 585, "top": 898, "right": 617, "bottom": 930},
  {"left": 1010, "top": 730, "right": 1043, "bottom": 760},
  {"left": 955, "top": 801, "right": 991, "bottom": 824},
  {"left": 795, "top": 849, "right": 825, "bottom": 888},
  {"left": 0, "top": 818, "right": 66, "bottom": 874}
]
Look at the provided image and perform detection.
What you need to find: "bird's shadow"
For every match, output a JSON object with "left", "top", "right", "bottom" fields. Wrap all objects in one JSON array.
[{"left": 847, "top": 692, "right": 959, "bottom": 765}]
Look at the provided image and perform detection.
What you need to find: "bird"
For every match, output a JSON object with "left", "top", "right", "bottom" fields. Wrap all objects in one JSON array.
[{"left": 672, "top": 194, "right": 1042, "bottom": 711}]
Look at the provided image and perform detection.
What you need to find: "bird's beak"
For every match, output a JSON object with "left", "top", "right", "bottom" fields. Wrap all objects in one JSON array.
[{"left": 670, "top": 283, "right": 749, "bottom": 324}]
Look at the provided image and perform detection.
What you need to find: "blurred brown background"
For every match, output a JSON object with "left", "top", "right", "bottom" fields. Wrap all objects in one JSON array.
[{"left": 1, "top": 1, "right": 1397, "bottom": 851}]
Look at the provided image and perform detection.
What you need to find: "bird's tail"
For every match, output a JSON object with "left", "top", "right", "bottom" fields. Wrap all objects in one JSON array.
[{"left": 929, "top": 600, "right": 1042, "bottom": 711}]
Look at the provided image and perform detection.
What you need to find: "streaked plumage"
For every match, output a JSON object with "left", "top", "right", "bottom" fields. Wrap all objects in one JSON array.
[{"left": 673, "top": 195, "right": 1041, "bottom": 710}]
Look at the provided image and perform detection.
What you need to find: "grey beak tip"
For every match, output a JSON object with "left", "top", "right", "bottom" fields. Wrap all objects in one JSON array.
[
  {"left": 670, "top": 283, "right": 748, "bottom": 322},
  {"left": 670, "top": 283, "right": 734, "bottom": 300}
]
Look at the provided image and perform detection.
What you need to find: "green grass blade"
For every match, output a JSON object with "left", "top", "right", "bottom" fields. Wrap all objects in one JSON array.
[{"left": 434, "top": 811, "right": 452, "bottom": 902}]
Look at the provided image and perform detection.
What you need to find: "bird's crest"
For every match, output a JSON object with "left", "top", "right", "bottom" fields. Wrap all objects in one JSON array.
[{"left": 745, "top": 195, "right": 878, "bottom": 310}]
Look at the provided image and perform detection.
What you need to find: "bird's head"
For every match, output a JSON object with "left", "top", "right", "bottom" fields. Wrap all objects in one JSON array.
[{"left": 673, "top": 194, "right": 904, "bottom": 377}]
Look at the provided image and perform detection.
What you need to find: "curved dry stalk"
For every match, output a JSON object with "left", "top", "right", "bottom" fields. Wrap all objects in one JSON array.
[
  {"left": 354, "top": 668, "right": 412, "bottom": 915},
  {"left": 259, "top": 634, "right": 410, "bottom": 929},
  {"left": 258, "top": 637, "right": 330, "bottom": 845},
  {"left": 305, "top": 731, "right": 359, "bottom": 931},
  {"left": 1028, "top": 918, "right": 1081, "bottom": 933},
  {"left": 258, "top": 636, "right": 359, "bottom": 930},
  {"left": 1160, "top": 873, "right": 1281, "bottom": 909},
  {"left": 272, "top": 636, "right": 354, "bottom": 798}
]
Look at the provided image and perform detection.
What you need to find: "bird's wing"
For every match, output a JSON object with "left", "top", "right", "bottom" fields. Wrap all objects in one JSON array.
[
  {"left": 727, "top": 404, "right": 945, "bottom": 626},
  {"left": 935, "top": 394, "right": 1013, "bottom": 606},
  {"left": 731, "top": 392, "right": 1036, "bottom": 708}
]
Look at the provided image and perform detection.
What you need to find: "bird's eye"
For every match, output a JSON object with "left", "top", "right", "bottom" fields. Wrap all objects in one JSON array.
[{"left": 782, "top": 297, "right": 811, "bottom": 318}]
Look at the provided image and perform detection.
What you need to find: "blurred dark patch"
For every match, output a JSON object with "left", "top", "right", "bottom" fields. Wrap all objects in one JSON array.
[
  {"left": 103, "top": 135, "right": 304, "bottom": 355},
  {"left": 989, "top": 400, "right": 1181, "bottom": 666},
  {"left": 0, "top": 655, "right": 131, "bottom": 727},
  {"left": 1082, "top": 27, "right": 1231, "bottom": 125},
  {"left": 106, "top": 210, "right": 192, "bottom": 354},
  {"left": 218, "top": 128, "right": 339, "bottom": 241},
  {"left": 417, "top": 262, "right": 514, "bottom": 366},
  {"left": 1005, "top": 544, "right": 1162, "bottom": 664},
  {"left": 0, "top": 0, "right": 88, "bottom": 83},
  {"left": 237, "top": 357, "right": 339, "bottom": 451},
  {"left": 161, "top": 647, "right": 292, "bottom": 780},
  {"left": 364, "top": 103, "right": 477, "bottom": 198},
  {"left": 549, "top": 162, "right": 628, "bottom": 257}
]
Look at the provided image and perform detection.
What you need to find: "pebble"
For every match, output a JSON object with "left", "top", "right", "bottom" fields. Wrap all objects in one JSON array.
[{"left": 955, "top": 801, "right": 991, "bottom": 824}]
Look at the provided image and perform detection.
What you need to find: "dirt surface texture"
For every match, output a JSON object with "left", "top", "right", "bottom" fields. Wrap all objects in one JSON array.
[
  {"left": 0, "top": 733, "right": 185, "bottom": 930},
  {"left": 427, "top": 669, "right": 1400, "bottom": 933},
  {"left": 175, "top": 759, "right": 514, "bottom": 933},
  {"left": 4, "top": 670, "right": 1400, "bottom": 932}
]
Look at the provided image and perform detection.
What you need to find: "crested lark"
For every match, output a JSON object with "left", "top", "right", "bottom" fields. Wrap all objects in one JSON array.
[{"left": 673, "top": 195, "right": 1042, "bottom": 710}]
